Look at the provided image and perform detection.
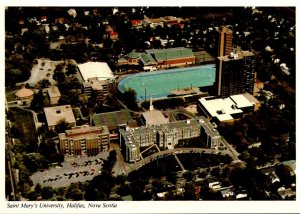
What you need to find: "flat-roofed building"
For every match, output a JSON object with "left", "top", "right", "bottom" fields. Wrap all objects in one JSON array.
[
  {"left": 218, "top": 26, "right": 233, "bottom": 57},
  {"left": 91, "top": 110, "right": 133, "bottom": 141},
  {"left": 91, "top": 110, "right": 132, "bottom": 131},
  {"left": 120, "top": 116, "right": 221, "bottom": 162},
  {"left": 216, "top": 50, "right": 256, "bottom": 98},
  {"left": 197, "top": 116, "right": 221, "bottom": 148},
  {"left": 230, "top": 93, "right": 261, "bottom": 112},
  {"left": 171, "top": 119, "right": 200, "bottom": 141},
  {"left": 162, "top": 16, "right": 183, "bottom": 26},
  {"left": 143, "top": 17, "right": 164, "bottom": 28},
  {"left": 47, "top": 85, "right": 61, "bottom": 105},
  {"left": 44, "top": 105, "right": 76, "bottom": 131},
  {"left": 83, "top": 78, "right": 110, "bottom": 102},
  {"left": 142, "top": 110, "right": 169, "bottom": 126},
  {"left": 157, "top": 125, "right": 178, "bottom": 149},
  {"left": 58, "top": 125, "right": 110, "bottom": 157},
  {"left": 198, "top": 93, "right": 260, "bottom": 123},
  {"left": 120, "top": 128, "right": 146, "bottom": 162},
  {"left": 78, "top": 62, "right": 115, "bottom": 82},
  {"left": 120, "top": 119, "right": 203, "bottom": 162}
]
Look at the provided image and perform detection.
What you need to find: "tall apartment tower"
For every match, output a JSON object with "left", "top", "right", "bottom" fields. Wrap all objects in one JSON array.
[
  {"left": 218, "top": 26, "right": 233, "bottom": 57},
  {"left": 216, "top": 50, "right": 256, "bottom": 98}
]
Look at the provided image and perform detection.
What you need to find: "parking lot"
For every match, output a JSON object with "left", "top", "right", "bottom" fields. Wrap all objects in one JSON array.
[
  {"left": 24, "top": 58, "right": 60, "bottom": 87},
  {"left": 30, "top": 152, "right": 109, "bottom": 188}
]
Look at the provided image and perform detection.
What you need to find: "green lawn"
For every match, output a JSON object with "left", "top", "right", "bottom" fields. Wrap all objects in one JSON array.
[
  {"left": 10, "top": 107, "right": 37, "bottom": 139},
  {"left": 72, "top": 108, "right": 82, "bottom": 119},
  {"left": 5, "top": 92, "right": 16, "bottom": 102}
]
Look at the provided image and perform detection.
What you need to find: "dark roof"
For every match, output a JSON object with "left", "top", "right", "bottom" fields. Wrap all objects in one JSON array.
[
  {"left": 139, "top": 53, "right": 157, "bottom": 65},
  {"left": 146, "top": 47, "right": 194, "bottom": 61},
  {"left": 91, "top": 110, "right": 132, "bottom": 130},
  {"left": 128, "top": 51, "right": 140, "bottom": 59}
]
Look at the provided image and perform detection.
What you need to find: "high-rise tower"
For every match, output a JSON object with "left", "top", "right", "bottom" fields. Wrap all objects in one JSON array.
[
  {"left": 218, "top": 26, "right": 233, "bottom": 57},
  {"left": 216, "top": 50, "right": 256, "bottom": 98}
]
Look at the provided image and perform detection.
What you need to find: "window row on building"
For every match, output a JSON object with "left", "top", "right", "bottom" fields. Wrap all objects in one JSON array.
[
  {"left": 58, "top": 125, "right": 110, "bottom": 157},
  {"left": 119, "top": 117, "right": 221, "bottom": 162}
]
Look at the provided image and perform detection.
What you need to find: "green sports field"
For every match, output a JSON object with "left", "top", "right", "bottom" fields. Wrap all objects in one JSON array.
[{"left": 118, "top": 64, "right": 216, "bottom": 101}]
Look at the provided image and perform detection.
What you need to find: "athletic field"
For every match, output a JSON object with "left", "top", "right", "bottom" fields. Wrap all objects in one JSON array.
[{"left": 118, "top": 64, "right": 216, "bottom": 101}]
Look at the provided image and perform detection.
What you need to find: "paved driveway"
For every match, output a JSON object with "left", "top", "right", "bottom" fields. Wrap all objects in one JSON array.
[{"left": 23, "top": 58, "right": 60, "bottom": 87}]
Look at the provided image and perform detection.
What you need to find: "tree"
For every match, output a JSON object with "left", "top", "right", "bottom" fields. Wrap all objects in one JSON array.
[
  {"left": 58, "top": 94, "right": 71, "bottom": 105},
  {"left": 90, "top": 172, "right": 114, "bottom": 197},
  {"left": 84, "top": 186, "right": 98, "bottom": 201},
  {"left": 211, "top": 167, "right": 220, "bottom": 177},
  {"left": 41, "top": 186, "right": 54, "bottom": 199},
  {"left": 66, "top": 183, "right": 83, "bottom": 200},
  {"left": 5, "top": 57, "right": 32, "bottom": 87},
  {"left": 38, "top": 79, "right": 51, "bottom": 88},
  {"left": 34, "top": 183, "right": 42, "bottom": 194},
  {"left": 55, "top": 119, "right": 70, "bottom": 134},
  {"left": 9, "top": 125, "right": 23, "bottom": 138},
  {"left": 23, "top": 154, "right": 38, "bottom": 173},
  {"left": 27, "top": 191, "right": 39, "bottom": 200},
  {"left": 166, "top": 172, "right": 177, "bottom": 184},
  {"left": 183, "top": 171, "right": 194, "bottom": 181},
  {"left": 66, "top": 64, "right": 78, "bottom": 76},
  {"left": 55, "top": 187, "right": 67, "bottom": 198},
  {"left": 108, "top": 150, "right": 117, "bottom": 163},
  {"left": 117, "top": 184, "right": 131, "bottom": 196},
  {"left": 79, "top": 94, "right": 89, "bottom": 106},
  {"left": 53, "top": 70, "right": 66, "bottom": 83},
  {"left": 151, "top": 179, "right": 163, "bottom": 193},
  {"left": 184, "top": 182, "right": 196, "bottom": 200},
  {"left": 122, "top": 88, "right": 138, "bottom": 110},
  {"left": 130, "top": 181, "right": 145, "bottom": 200},
  {"left": 239, "top": 150, "right": 251, "bottom": 161},
  {"left": 31, "top": 89, "right": 47, "bottom": 110},
  {"left": 115, "top": 175, "right": 126, "bottom": 185},
  {"left": 39, "top": 139, "right": 62, "bottom": 163},
  {"left": 6, "top": 110, "right": 16, "bottom": 122}
]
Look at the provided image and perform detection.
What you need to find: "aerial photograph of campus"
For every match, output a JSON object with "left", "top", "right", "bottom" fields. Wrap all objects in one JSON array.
[{"left": 5, "top": 7, "right": 295, "bottom": 201}]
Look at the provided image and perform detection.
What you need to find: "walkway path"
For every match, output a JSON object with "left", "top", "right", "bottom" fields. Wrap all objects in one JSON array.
[{"left": 173, "top": 153, "right": 186, "bottom": 171}]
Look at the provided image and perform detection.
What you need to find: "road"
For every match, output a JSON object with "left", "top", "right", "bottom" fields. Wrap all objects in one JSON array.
[
  {"left": 173, "top": 153, "right": 186, "bottom": 171},
  {"left": 220, "top": 137, "right": 240, "bottom": 161},
  {"left": 111, "top": 143, "right": 131, "bottom": 176},
  {"left": 127, "top": 146, "right": 239, "bottom": 174}
]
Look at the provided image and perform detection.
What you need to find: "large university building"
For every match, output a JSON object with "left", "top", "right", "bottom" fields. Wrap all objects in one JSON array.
[
  {"left": 218, "top": 26, "right": 233, "bottom": 57},
  {"left": 216, "top": 50, "right": 256, "bottom": 98},
  {"left": 216, "top": 26, "right": 256, "bottom": 98},
  {"left": 198, "top": 93, "right": 260, "bottom": 123},
  {"left": 58, "top": 125, "right": 110, "bottom": 157},
  {"left": 120, "top": 117, "right": 221, "bottom": 162},
  {"left": 119, "top": 47, "right": 195, "bottom": 70}
]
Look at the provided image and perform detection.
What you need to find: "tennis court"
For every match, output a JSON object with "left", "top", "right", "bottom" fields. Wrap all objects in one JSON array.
[{"left": 118, "top": 64, "right": 216, "bottom": 101}]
